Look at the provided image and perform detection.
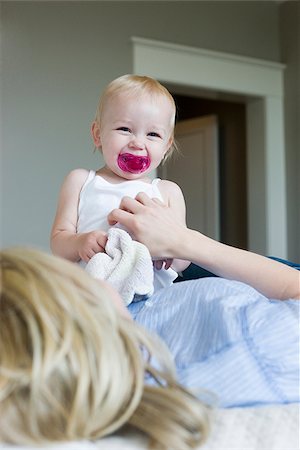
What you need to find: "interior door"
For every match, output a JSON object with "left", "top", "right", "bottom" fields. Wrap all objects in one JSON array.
[{"left": 159, "top": 115, "right": 220, "bottom": 240}]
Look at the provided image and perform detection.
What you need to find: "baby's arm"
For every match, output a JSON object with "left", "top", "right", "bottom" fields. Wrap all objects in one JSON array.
[
  {"left": 157, "top": 180, "right": 191, "bottom": 273},
  {"left": 50, "top": 169, "right": 107, "bottom": 262}
]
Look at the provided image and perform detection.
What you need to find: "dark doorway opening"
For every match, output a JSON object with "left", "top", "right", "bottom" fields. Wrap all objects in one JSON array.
[{"left": 172, "top": 93, "right": 248, "bottom": 250}]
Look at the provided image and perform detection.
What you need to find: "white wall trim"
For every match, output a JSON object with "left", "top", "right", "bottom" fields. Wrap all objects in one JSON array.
[
  {"left": 132, "top": 37, "right": 287, "bottom": 257},
  {"left": 132, "top": 36, "right": 285, "bottom": 70},
  {"left": 131, "top": 36, "right": 285, "bottom": 97}
]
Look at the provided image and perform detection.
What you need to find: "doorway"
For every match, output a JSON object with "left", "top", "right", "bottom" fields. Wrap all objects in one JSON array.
[{"left": 168, "top": 92, "right": 247, "bottom": 250}]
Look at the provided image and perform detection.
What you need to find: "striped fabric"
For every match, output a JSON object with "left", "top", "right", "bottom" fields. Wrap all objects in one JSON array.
[{"left": 128, "top": 278, "right": 300, "bottom": 408}]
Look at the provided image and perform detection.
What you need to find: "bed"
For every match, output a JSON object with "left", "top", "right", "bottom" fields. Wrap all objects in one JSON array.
[{"left": 1, "top": 403, "right": 298, "bottom": 449}]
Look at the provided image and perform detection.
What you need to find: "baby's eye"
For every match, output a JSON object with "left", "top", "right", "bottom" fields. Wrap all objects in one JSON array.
[
  {"left": 148, "top": 132, "right": 161, "bottom": 138},
  {"left": 117, "top": 127, "right": 131, "bottom": 132}
]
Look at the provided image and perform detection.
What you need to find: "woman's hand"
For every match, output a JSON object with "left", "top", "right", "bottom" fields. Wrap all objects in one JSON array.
[
  {"left": 153, "top": 259, "right": 174, "bottom": 270},
  {"left": 108, "top": 193, "right": 187, "bottom": 259}
]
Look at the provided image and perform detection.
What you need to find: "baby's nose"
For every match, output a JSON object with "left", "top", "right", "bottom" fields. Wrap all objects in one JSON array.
[{"left": 128, "top": 136, "right": 145, "bottom": 150}]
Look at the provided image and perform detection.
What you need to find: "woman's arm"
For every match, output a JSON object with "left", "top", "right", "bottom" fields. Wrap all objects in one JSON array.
[
  {"left": 108, "top": 193, "right": 300, "bottom": 300},
  {"left": 50, "top": 169, "right": 107, "bottom": 262}
]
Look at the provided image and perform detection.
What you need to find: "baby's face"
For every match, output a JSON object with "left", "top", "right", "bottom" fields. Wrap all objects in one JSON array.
[{"left": 94, "top": 93, "right": 174, "bottom": 180}]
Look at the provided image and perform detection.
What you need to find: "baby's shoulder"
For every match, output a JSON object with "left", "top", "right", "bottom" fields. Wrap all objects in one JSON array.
[
  {"left": 65, "top": 168, "right": 90, "bottom": 183},
  {"left": 158, "top": 178, "right": 184, "bottom": 197},
  {"left": 68, "top": 167, "right": 90, "bottom": 179},
  {"left": 62, "top": 168, "right": 91, "bottom": 192}
]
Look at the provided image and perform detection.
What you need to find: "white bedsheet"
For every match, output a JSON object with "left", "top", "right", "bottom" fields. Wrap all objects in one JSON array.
[{"left": 1, "top": 403, "right": 298, "bottom": 450}]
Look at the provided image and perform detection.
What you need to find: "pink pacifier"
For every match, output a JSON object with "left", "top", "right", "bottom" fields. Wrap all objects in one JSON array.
[{"left": 118, "top": 153, "right": 151, "bottom": 174}]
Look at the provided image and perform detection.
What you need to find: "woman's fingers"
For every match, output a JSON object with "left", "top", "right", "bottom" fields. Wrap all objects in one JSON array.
[
  {"left": 108, "top": 193, "right": 160, "bottom": 225},
  {"left": 135, "top": 192, "right": 163, "bottom": 206},
  {"left": 120, "top": 196, "right": 145, "bottom": 212},
  {"left": 108, "top": 208, "right": 134, "bottom": 226},
  {"left": 119, "top": 193, "right": 164, "bottom": 210},
  {"left": 151, "top": 196, "right": 165, "bottom": 206},
  {"left": 164, "top": 259, "right": 173, "bottom": 270},
  {"left": 153, "top": 260, "right": 164, "bottom": 270}
]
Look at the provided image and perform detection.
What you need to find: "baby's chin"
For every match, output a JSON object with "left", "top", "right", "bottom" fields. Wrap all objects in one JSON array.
[{"left": 117, "top": 153, "right": 151, "bottom": 174}]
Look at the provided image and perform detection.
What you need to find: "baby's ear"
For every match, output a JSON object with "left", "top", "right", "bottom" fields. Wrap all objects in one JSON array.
[
  {"left": 164, "top": 135, "right": 173, "bottom": 156},
  {"left": 91, "top": 121, "right": 101, "bottom": 148},
  {"left": 167, "top": 135, "right": 173, "bottom": 150}
]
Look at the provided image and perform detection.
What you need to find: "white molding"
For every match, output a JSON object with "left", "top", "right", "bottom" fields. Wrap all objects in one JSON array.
[
  {"left": 132, "top": 36, "right": 285, "bottom": 98},
  {"left": 132, "top": 36, "right": 285, "bottom": 71},
  {"left": 132, "top": 37, "right": 287, "bottom": 257}
]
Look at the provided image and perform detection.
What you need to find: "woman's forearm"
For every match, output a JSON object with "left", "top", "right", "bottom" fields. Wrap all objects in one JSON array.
[
  {"left": 108, "top": 194, "right": 300, "bottom": 300},
  {"left": 181, "top": 229, "right": 300, "bottom": 300}
]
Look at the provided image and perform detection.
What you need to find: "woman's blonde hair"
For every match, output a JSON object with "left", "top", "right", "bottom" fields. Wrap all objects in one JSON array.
[
  {"left": 0, "top": 247, "right": 210, "bottom": 449},
  {"left": 94, "top": 74, "right": 178, "bottom": 161}
]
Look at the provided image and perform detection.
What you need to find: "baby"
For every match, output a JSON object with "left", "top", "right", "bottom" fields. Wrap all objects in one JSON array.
[{"left": 51, "top": 74, "right": 190, "bottom": 293}]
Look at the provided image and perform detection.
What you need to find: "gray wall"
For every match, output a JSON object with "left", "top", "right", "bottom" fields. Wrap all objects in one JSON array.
[
  {"left": 280, "top": 1, "right": 300, "bottom": 262},
  {"left": 2, "top": 1, "right": 298, "bottom": 261}
]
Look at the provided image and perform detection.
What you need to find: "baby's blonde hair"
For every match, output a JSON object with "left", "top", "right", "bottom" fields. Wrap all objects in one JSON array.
[
  {"left": 0, "top": 247, "right": 210, "bottom": 449},
  {"left": 94, "top": 74, "right": 178, "bottom": 161}
]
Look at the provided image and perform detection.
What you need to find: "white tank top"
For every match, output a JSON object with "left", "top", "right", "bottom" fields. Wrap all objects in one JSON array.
[{"left": 77, "top": 170, "right": 178, "bottom": 291}]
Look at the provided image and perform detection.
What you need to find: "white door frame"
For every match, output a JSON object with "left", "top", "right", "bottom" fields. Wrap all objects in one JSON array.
[{"left": 132, "top": 36, "right": 287, "bottom": 258}]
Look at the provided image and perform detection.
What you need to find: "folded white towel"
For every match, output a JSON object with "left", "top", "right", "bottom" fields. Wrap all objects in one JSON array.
[{"left": 85, "top": 228, "right": 154, "bottom": 306}]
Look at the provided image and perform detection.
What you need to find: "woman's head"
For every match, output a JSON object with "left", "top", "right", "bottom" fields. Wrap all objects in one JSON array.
[{"left": 0, "top": 247, "right": 210, "bottom": 449}]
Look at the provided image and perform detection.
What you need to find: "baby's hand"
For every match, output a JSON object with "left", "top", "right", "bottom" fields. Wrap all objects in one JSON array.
[
  {"left": 77, "top": 230, "right": 107, "bottom": 262},
  {"left": 153, "top": 259, "right": 173, "bottom": 270}
]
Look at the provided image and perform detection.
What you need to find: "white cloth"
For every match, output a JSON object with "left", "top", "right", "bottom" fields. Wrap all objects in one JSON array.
[
  {"left": 86, "top": 228, "right": 154, "bottom": 306},
  {"left": 77, "top": 171, "right": 178, "bottom": 292}
]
